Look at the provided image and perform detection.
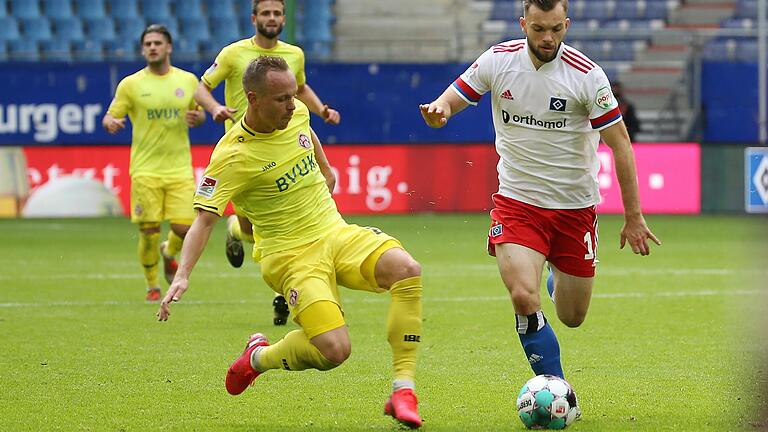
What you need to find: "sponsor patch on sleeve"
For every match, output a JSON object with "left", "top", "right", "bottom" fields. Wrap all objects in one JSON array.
[
  {"left": 204, "top": 62, "right": 218, "bottom": 75},
  {"left": 196, "top": 176, "right": 218, "bottom": 198},
  {"left": 594, "top": 86, "right": 614, "bottom": 109}
]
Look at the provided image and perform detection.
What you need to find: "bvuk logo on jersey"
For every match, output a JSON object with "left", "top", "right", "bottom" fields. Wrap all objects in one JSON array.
[{"left": 196, "top": 176, "right": 218, "bottom": 198}]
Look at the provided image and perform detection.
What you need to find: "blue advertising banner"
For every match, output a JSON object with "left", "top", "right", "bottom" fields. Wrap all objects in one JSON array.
[
  {"left": 0, "top": 62, "right": 495, "bottom": 145},
  {"left": 745, "top": 147, "right": 768, "bottom": 213}
]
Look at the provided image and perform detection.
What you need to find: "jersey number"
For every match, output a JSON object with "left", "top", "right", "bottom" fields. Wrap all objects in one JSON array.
[{"left": 583, "top": 232, "right": 596, "bottom": 261}]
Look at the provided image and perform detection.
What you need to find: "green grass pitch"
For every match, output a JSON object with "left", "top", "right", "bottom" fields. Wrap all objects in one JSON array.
[{"left": 0, "top": 214, "right": 766, "bottom": 431}]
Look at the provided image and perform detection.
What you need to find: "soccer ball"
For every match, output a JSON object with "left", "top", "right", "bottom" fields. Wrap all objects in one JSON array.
[{"left": 516, "top": 374, "right": 579, "bottom": 429}]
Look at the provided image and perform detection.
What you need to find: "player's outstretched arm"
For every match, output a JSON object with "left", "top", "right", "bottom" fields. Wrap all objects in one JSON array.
[
  {"left": 185, "top": 107, "right": 206, "bottom": 128},
  {"left": 600, "top": 122, "right": 661, "bottom": 256},
  {"left": 101, "top": 113, "right": 126, "bottom": 134},
  {"left": 157, "top": 209, "right": 219, "bottom": 321},
  {"left": 297, "top": 83, "right": 340, "bottom": 125},
  {"left": 310, "top": 127, "right": 337, "bottom": 193},
  {"left": 419, "top": 88, "right": 469, "bottom": 128},
  {"left": 194, "top": 81, "right": 237, "bottom": 123}
]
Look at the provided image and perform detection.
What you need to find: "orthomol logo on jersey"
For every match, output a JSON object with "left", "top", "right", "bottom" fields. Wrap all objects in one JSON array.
[{"left": 501, "top": 110, "right": 567, "bottom": 129}]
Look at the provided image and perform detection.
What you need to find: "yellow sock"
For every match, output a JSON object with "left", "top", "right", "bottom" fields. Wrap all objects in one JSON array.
[
  {"left": 228, "top": 217, "right": 257, "bottom": 244},
  {"left": 164, "top": 230, "right": 183, "bottom": 257},
  {"left": 255, "top": 330, "right": 338, "bottom": 372},
  {"left": 387, "top": 276, "right": 423, "bottom": 382},
  {"left": 138, "top": 230, "right": 160, "bottom": 288}
]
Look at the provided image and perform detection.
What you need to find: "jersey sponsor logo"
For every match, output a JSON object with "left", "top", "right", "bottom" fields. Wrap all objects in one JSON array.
[
  {"left": 196, "top": 176, "right": 218, "bottom": 198},
  {"left": 275, "top": 154, "right": 317, "bottom": 192},
  {"left": 549, "top": 97, "right": 567, "bottom": 112},
  {"left": 490, "top": 223, "right": 503, "bottom": 237},
  {"left": 466, "top": 62, "right": 479, "bottom": 77},
  {"left": 262, "top": 161, "right": 276, "bottom": 172},
  {"left": 288, "top": 288, "right": 298, "bottom": 306},
  {"left": 134, "top": 204, "right": 143, "bottom": 216},
  {"left": 0, "top": 103, "right": 103, "bottom": 143},
  {"left": 147, "top": 108, "right": 181, "bottom": 120},
  {"left": 204, "top": 62, "right": 217, "bottom": 75},
  {"left": 595, "top": 86, "right": 614, "bottom": 109},
  {"left": 500, "top": 89, "right": 514, "bottom": 100},
  {"left": 298, "top": 133, "right": 311, "bottom": 149},
  {"left": 175, "top": 88, "right": 185, "bottom": 98},
  {"left": 501, "top": 110, "right": 567, "bottom": 129}
]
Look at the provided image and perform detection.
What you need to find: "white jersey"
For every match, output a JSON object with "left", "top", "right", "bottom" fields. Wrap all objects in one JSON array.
[{"left": 451, "top": 39, "right": 622, "bottom": 209}]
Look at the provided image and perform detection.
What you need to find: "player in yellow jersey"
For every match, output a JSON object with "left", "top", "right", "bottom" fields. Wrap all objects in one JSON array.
[
  {"left": 158, "top": 57, "right": 424, "bottom": 429},
  {"left": 194, "top": 0, "right": 341, "bottom": 326},
  {"left": 102, "top": 25, "right": 206, "bottom": 302}
]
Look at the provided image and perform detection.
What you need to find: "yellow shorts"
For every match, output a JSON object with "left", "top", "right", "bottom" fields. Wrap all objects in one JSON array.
[
  {"left": 130, "top": 175, "right": 195, "bottom": 224},
  {"left": 260, "top": 222, "right": 402, "bottom": 324}
]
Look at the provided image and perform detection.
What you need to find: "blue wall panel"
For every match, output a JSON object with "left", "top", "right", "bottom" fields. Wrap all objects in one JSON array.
[
  {"left": 0, "top": 62, "right": 494, "bottom": 145},
  {"left": 701, "top": 61, "right": 759, "bottom": 143}
]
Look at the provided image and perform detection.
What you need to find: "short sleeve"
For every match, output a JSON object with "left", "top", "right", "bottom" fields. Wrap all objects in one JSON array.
[
  {"left": 586, "top": 68, "right": 622, "bottom": 130},
  {"left": 193, "top": 152, "right": 243, "bottom": 216},
  {"left": 294, "top": 49, "right": 306, "bottom": 87},
  {"left": 201, "top": 48, "right": 232, "bottom": 90},
  {"left": 449, "top": 48, "right": 494, "bottom": 106},
  {"left": 106, "top": 79, "right": 131, "bottom": 118}
]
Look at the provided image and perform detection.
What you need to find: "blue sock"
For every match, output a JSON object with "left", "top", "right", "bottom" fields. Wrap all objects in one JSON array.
[
  {"left": 516, "top": 311, "right": 564, "bottom": 379},
  {"left": 546, "top": 268, "right": 555, "bottom": 302}
]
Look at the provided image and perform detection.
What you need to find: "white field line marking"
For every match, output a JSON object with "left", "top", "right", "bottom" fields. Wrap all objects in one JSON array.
[
  {"left": 0, "top": 289, "right": 762, "bottom": 308},
  {"left": 0, "top": 266, "right": 759, "bottom": 282}
]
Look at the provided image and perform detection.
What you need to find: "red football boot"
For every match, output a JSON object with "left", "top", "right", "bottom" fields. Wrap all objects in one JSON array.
[
  {"left": 160, "top": 241, "right": 178, "bottom": 285},
  {"left": 225, "top": 333, "right": 269, "bottom": 395},
  {"left": 384, "top": 388, "right": 422, "bottom": 429},
  {"left": 145, "top": 287, "right": 161, "bottom": 302}
]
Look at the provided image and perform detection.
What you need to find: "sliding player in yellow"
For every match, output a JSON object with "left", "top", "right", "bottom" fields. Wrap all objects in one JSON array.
[
  {"left": 102, "top": 25, "right": 205, "bottom": 301},
  {"left": 159, "top": 57, "right": 423, "bottom": 429},
  {"left": 194, "top": 0, "right": 340, "bottom": 325}
]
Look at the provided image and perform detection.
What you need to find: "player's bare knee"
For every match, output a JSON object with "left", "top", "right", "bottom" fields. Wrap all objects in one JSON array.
[
  {"left": 509, "top": 288, "right": 538, "bottom": 314},
  {"left": 319, "top": 340, "right": 351, "bottom": 365},
  {"left": 378, "top": 256, "right": 421, "bottom": 288},
  {"left": 560, "top": 312, "right": 586, "bottom": 328}
]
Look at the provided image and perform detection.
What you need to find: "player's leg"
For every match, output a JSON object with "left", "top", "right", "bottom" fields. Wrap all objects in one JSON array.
[
  {"left": 547, "top": 207, "right": 599, "bottom": 328},
  {"left": 224, "top": 211, "right": 252, "bottom": 268},
  {"left": 370, "top": 246, "right": 423, "bottom": 429},
  {"left": 495, "top": 242, "right": 564, "bottom": 379},
  {"left": 159, "top": 178, "right": 195, "bottom": 284},
  {"left": 130, "top": 176, "right": 163, "bottom": 301},
  {"left": 334, "top": 225, "right": 423, "bottom": 428}
]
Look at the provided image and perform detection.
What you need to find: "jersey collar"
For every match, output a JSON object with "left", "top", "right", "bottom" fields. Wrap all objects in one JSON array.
[{"left": 523, "top": 41, "right": 565, "bottom": 73}]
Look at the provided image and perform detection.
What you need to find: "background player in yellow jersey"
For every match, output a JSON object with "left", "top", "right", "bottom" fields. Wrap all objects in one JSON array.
[
  {"left": 194, "top": 0, "right": 341, "bottom": 326},
  {"left": 158, "top": 57, "right": 424, "bottom": 429},
  {"left": 102, "top": 25, "right": 206, "bottom": 301}
]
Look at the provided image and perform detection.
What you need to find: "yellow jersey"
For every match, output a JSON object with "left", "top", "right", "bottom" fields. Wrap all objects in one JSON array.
[
  {"left": 193, "top": 100, "right": 342, "bottom": 257},
  {"left": 107, "top": 66, "right": 199, "bottom": 178},
  {"left": 201, "top": 37, "right": 307, "bottom": 131}
]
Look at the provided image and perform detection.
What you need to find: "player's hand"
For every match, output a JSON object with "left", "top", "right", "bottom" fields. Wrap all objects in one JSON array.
[
  {"left": 419, "top": 103, "right": 448, "bottom": 128},
  {"left": 619, "top": 215, "right": 661, "bottom": 256},
  {"left": 157, "top": 277, "right": 189, "bottom": 321},
  {"left": 211, "top": 105, "right": 237, "bottom": 123},
  {"left": 104, "top": 118, "right": 126, "bottom": 134},
  {"left": 185, "top": 109, "right": 205, "bottom": 128},
  {"left": 322, "top": 105, "right": 340, "bottom": 125}
]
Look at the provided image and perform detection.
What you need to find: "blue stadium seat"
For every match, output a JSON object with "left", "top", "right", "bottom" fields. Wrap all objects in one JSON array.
[
  {"left": 209, "top": 16, "right": 241, "bottom": 48},
  {"left": 106, "top": 38, "right": 138, "bottom": 60},
  {"left": 173, "top": 38, "right": 199, "bottom": 60},
  {"left": 105, "top": 38, "right": 141, "bottom": 61},
  {"left": 703, "top": 39, "right": 736, "bottom": 61},
  {"left": 43, "top": 0, "right": 74, "bottom": 19},
  {"left": 0, "top": 42, "right": 7, "bottom": 61},
  {"left": 240, "top": 14, "right": 253, "bottom": 35},
  {"left": 721, "top": 17, "right": 754, "bottom": 29},
  {"left": 737, "top": 0, "right": 757, "bottom": 18},
  {"left": 84, "top": 17, "right": 116, "bottom": 42},
  {"left": 237, "top": 0, "right": 252, "bottom": 16},
  {"left": 9, "top": 39, "right": 40, "bottom": 60},
  {"left": 20, "top": 17, "right": 54, "bottom": 43},
  {"left": 179, "top": 16, "right": 210, "bottom": 44},
  {"left": 0, "top": 2, "right": 6, "bottom": 18},
  {"left": 11, "top": 0, "right": 42, "bottom": 19},
  {"left": 609, "top": 40, "right": 635, "bottom": 61},
  {"left": 176, "top": 0, "right": 204, "bottom": 19},
  {"left": 207, "top": 0, "right": 237, "bottom": 20},
  {"left": 76, "top": 0, "right": 107, "bottom": 20},
  {"left": 614, "top": 2, "right": 641, "bottom": 20},
  {"left": 53, "top": 17, "right": 86, "bottom": 43},
  {"left": 0, "top": 17, "right": 21, "bottom": 42},
  {"left": 490, "top": 0, "right": 523, "bottom": 21},
  {"left": 737, "top": 39, "right": 758, "bottom": 62},
  {"left": 141, "top": 0, "right": 172, "bottom": 23},
  {"left": 644, "top": 1, "right": 670, "bottom": 20},
  {"left": 115, "top": 16, "right": 146, "bottom": 40},
  {"left": 109, "top": 0, "right": 140, "bottom": 19},
  {"left": 42, "top": 38, "right": 72, "bottom": 61},
  {"left": 73, "top": 39, "right": 104, "bottom": 60}
]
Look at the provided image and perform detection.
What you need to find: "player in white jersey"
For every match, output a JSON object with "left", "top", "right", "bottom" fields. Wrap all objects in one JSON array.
[{"left": 420, "top": 0, "right": 660, "bottom": 410}]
